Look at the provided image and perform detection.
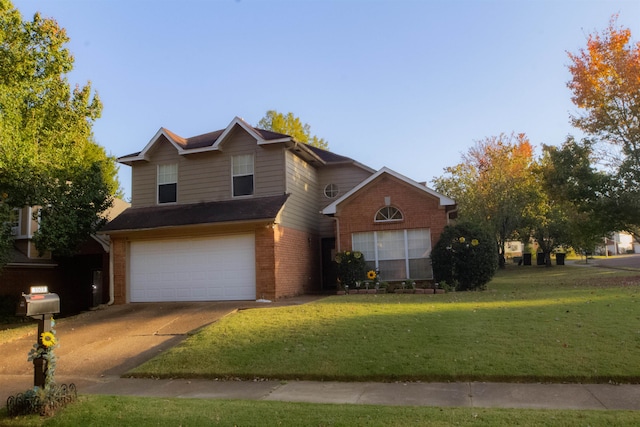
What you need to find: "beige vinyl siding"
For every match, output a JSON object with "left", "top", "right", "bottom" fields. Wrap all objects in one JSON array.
[
  {"left": 26, "top": 207, "right": 36, "bottom": 237},
  {"left": 280, "top": 150, "right": 320, "bottom": 232},
  {"left": 317, "top": 165, "right": 373, "bottom": 237},
  {"left": 16, "top": 206, "right": 30, "bottom": 237},
  {"left": 255, "top": 144, "right": 286, "bottom": 196},
  {"left": 130, "top": 137, "right": 176, "bottom": 207},
  {"left": 222, "top": 127, "right": 285, "bottom": 198},
  {"left": 179, "top": 151, "right": 221, "bottom": 202},
  {"left": 130, "top": 127, "right": 287, "bottom": 208}
]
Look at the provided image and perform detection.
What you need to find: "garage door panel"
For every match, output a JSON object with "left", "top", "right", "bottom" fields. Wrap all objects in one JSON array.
[{"left": 130, "top": 234, "right": 255, "bottom": 302}]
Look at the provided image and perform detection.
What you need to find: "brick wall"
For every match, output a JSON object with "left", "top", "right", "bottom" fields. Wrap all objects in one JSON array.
[
  {"left": 273, "top": 225, "right": 320, "bottom": 298},
  {"left": 111, "top": 238, "right": 127, "bottom": 304},
  {"left": 255, "top": 226, "right": 276, "bottom": 300},
  {"left": 336, "top": 174, "right": 450, "bottom": 251}
]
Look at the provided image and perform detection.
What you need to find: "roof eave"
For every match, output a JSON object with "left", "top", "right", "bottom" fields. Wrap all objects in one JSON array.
[
  {"left": 179, "top": 146, "right": 220, "bottom": 155},
  {"left": 258, "top": 137, "right": 292, "bottom": 145},
  {"left": 212, "top": 116, "right": 269, "bottom": 149},
  {"left": 102, "top": 217, "right": 278, "bottom": 235},
  {"left": 118, "top": 154, "right": 146, "bottom": 165}
]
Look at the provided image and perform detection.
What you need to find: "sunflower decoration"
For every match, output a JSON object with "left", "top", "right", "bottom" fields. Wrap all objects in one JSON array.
[
  {"left": 40, "top": 331, "right": 57, "bottom": 348},
  {"left": 458, "top": 237, "right": 466, "bottom": 243},
  {"left": 367, "top": 270, "right": 377, "bottom": 280},
  {"left": 471, "top": 239, "right": 479, "bottom": 247}
]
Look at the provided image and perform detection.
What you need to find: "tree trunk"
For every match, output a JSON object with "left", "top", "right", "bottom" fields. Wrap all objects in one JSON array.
[{"left": 498, "top": 241, "right": 506, "bottom": 269}]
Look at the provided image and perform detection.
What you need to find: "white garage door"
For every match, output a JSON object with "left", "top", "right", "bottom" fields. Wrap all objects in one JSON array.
[{"left": 129, "top": 234, "right": 256, "bottom": 302}]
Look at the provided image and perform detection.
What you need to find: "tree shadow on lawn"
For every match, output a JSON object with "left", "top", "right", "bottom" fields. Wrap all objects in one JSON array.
[{"left": 127, "top": 290, "right": 640, "bottom": 384}]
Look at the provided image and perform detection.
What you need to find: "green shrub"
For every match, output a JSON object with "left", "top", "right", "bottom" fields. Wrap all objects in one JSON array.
[
  {"left": 431, "top": 223, "right": 498, "bottom": 291},
  {"left": 334, "top": 250, "right": 367, "bottom": 290}
]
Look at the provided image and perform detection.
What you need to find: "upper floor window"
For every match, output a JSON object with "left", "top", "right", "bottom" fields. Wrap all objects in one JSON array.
[
  {"left": 375, "top": 206, "right": 403, "bottom": 222},
  {"left": 232, "top": 154, "right": 254, "bottom": 197},
  {"left": 9, "top": 208, "right": 20, "bottom": 236},
  {"left": 324, "top": 183, "right": 339, "bottom": 198},
  {"left": 158, "top": 163, "right": 178, "bottom": 204}
]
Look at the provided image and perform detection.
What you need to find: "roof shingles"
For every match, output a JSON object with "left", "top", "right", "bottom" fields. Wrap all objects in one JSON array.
[{"left": 102, "top": 194, "right": 289, "bottom": 232}]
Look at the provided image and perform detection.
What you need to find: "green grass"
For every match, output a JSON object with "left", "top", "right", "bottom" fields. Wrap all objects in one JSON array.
[
  {"left": 130, "top": 265, "right": 640, "bottom": 383},
  {"left": 4, "top": 265, "right": 640, "bottom": 425},
  {"left": 0, "top": 323, "right": 35, "bottom": 344},
  {"left": 2, "top": 396, "right": 640, "bottom": 426}
]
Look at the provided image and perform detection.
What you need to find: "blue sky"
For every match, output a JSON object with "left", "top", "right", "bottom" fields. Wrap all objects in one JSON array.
[{"left": 11, "top": 0, "right": 640, "bottom": 200}]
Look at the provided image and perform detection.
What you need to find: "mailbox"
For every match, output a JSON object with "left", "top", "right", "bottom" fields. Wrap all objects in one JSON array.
[{"left": 16, "top": 292, "right": 60, "bottom": 317}]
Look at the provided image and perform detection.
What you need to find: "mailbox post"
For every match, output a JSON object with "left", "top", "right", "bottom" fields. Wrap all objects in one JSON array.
[{"left": 16, "top": 286, "right": 60, "bottom": 388}]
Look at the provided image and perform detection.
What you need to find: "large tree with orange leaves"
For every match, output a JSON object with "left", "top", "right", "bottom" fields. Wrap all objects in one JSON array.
[
  {"left": 568, "top": 16, "right": 640, "bottom": 155},
  {"left": 567, "top": 16, "right": 640, "bottom": 230},
  {"left": 433, "top": 133, "right": 540, "bottom": 267}
]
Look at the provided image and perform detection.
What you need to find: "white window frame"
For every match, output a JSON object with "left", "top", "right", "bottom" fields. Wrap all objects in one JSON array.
[
  {"left": 232, "top": 154, "right": 254, "bottom": 197},
  {"left": 324, "top": 183, "right": 340, "bottom": 198},
  {"left": 352, "top": 228, "right": 432, "bottom": 280},
  {"left": 374, "top": 206, "right": 403, "bottom": 222},
  {"left": 157, "top": 163, "right": 178, "bottom": 204}
]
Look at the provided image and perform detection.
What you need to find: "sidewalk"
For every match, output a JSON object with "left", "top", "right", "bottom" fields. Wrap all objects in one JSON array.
[
  {"left": 4, "top": 297, "right": 640, "bottom": 412},
  {"left": 54, "top": 375, "right": 640, "bottom": 410}
]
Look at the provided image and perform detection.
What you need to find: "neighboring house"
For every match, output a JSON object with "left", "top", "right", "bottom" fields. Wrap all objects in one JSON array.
[
  {"left": 603, "top": 232, "right": 636, "bottom": 255},
  {"left": 504, "top": 241, "right": 525, "bottom": 260},
  {"left": 0, "top": 199, "right": 129, "bottom": 313},
  {"left": 101, "top": 116, "right": 456, "bottom": 303}
]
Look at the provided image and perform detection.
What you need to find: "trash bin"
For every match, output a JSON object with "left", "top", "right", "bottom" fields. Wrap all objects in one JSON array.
[
  {"left": 537, "top": 253, "right": 546, "bottom": 265},
  {"left": 556, "top": 253, "right": 566, "bottom": 265},
  {"left": 523, "top": 253, "right": 532, "bottom": 265}
]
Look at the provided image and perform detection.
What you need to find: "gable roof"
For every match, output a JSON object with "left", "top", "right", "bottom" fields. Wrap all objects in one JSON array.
[
  {"left": 118, "top": 116, "right": 292, "bottom": 165},
  {"left": 101, "top": 194, "right": 289, "bottom": 233},
  {"left": 305, "top": 145, "right": 375, "bottom": 173},
  {"left": 321, "top": 167, "right": 455, "bottom": 215}
]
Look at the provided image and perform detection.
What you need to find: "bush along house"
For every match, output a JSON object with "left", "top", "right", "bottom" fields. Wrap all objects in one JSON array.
[{"left": 100, "top": 117, "right": 457, "bottom": 303}]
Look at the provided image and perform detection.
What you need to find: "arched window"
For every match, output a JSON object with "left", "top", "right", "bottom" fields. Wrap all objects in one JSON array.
[{"left": 375, "top": 206, "right": 403, "bottom": 222}]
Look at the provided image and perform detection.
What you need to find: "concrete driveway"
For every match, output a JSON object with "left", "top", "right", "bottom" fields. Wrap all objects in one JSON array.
[{"left": 0, "top": 297, "right": 320, "bottom": 406}]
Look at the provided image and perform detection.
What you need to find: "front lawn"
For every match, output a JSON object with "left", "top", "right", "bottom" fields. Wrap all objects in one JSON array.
[
  {"left": 3, "top": 396, "right": 640, "bottom": 426},
  {"left": 130, "top": 265, "right": 640, "bottom": 383}
]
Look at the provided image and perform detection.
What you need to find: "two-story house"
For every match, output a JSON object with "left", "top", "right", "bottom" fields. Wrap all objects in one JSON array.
[{"left": 101, "top": 117, "right": 456, "bottom": 303}]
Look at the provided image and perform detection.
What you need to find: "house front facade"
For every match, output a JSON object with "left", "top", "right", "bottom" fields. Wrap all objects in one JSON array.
[{"left": 102, "top": 117, "right": 456, "bottom": 303}]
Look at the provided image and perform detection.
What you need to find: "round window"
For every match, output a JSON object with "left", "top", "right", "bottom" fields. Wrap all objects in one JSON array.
[{"left": 324, "top": 183, "right": 339, "bottom": 198}]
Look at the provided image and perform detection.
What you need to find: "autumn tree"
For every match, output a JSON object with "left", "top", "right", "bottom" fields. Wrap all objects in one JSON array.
[
  {"left": 0, "top": 1, "right": 119, "bottom": 262},
  {"left": 433, "top": 133, "right": 539, "bottom": 267},
  {"left": 567, "top": 15, "right": 640, "bottom": 230},
  {"left": 257, "top": 110, "right": 329, "bottom": 150}
]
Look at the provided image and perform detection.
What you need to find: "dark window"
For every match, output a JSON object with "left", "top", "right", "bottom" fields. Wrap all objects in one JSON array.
[
  {"left": 158, "top": 183, "right": 177, "bottom": 204},
  {"left": 233, "top": 175, "right": 253, "bottom": 197},
  {"left": 158, "top": 164, "right": 177, "bottom": 204},
  {"left": 232, "top": 155, "right": 254, "bottom": 197}
]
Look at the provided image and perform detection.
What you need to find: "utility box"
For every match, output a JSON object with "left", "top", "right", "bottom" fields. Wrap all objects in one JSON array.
[{"left": 16, "top": 288, "right": 60, "bottom": 317}]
